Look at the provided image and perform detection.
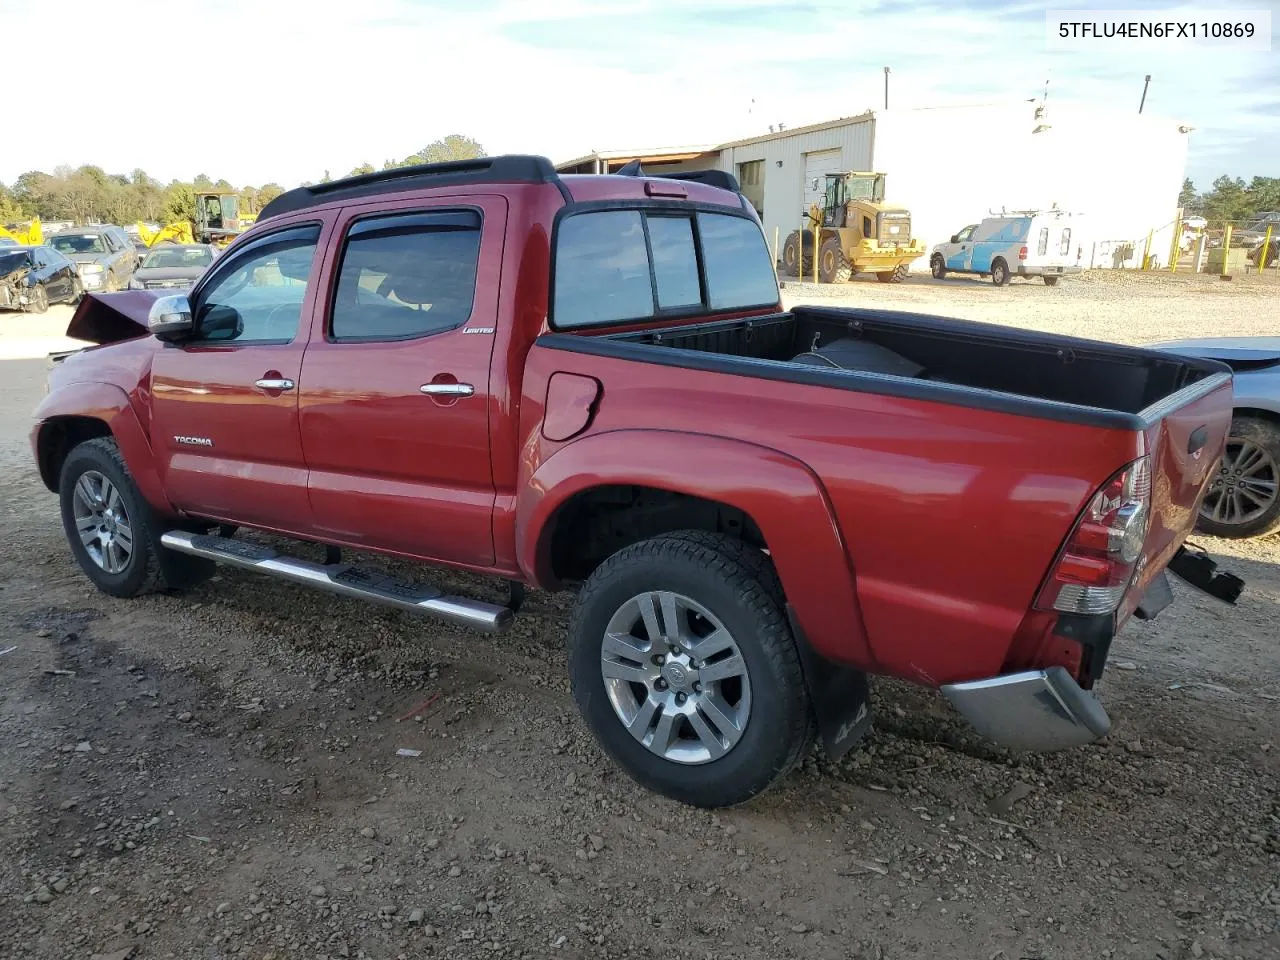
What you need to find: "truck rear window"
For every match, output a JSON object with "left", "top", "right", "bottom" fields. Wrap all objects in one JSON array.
[{"left": 552, "top": 207, "right": 778, "bottom": 328}]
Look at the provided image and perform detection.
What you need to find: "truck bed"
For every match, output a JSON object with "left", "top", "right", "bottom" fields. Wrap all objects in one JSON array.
[
  {"left": 530, "top": 305, "right": 1233, "bottom": 685},
  {"left": 557, "top": 305, "right": 1227, "bottom": 428}
]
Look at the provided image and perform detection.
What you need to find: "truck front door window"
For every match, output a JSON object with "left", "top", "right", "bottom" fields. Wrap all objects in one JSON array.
[
  {"left": 330, "top": 211, "right": 481, "bottom": 341},
  {"left": 194, "top": 228, "right": 319, "bottom": 344}
]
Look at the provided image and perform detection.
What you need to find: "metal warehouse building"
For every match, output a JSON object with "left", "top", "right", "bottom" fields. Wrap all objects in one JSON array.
[{"left": 558, "top": 101, "right": 1192, "bottom": 272}]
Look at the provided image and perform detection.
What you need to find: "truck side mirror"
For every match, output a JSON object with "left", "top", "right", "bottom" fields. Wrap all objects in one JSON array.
[
  {"left": 148, "top": 294, "right": 194, "bottom": 341},
  {"left": 950, "top": 234, "right": 960, "bottom": 243}
]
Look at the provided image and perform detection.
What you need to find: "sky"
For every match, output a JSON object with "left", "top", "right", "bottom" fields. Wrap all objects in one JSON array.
[{"left": 1, "top": 0, "right": 1275, "bottom": 190}]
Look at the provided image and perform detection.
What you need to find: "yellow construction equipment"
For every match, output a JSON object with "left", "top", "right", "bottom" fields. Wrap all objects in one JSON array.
[
  {"left": 0, "top": 217, "right": 43, "bottom": 246},
  {"left": 136, "top": 221, "right": 196, "bottom": 247},
  {"left": 782, "top": 172, "right": 924, "bottom": 284}
]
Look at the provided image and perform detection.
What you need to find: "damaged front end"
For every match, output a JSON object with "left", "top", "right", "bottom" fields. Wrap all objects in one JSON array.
[{"left": 0, "top": 260, "right": 34, "bottom": 311}]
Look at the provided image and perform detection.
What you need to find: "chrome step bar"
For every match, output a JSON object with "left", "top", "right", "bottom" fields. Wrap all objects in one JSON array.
[{"left": 160, "top": 530, "right": 514, "bottom": 634}]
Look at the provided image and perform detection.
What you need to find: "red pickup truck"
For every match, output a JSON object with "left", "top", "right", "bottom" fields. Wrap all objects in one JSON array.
[{"left": 33, "top": 155, "right": 1242, "bottom": 808}]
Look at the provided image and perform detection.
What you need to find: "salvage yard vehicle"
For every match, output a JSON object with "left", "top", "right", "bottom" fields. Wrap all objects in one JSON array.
[
  {"left": 33, "top": 156, "right": 1244, "bottom": 808},
  {"left": 931, "top": 210, "right": 1082, "bottom": 286},
  {"left": 47, "top": 225, "right": 138, "bottom": 292},
  {"left": 127, "top": 243, "right": 217, "bottom": 291},
  {"left": 0, "top": 244, "right": 81, "bottom": 312},
  {"left": 782, "top": 171, "right": 924, "bottom": 283},
  {"left": 1157, "top": 336, "right": 1280, "bottom": 539}
]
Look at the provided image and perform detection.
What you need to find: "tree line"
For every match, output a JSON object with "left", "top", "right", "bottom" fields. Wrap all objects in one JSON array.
[
  {"left": 0, "top": 135, "right": 485, "bottom": 228},
  {"left": 1179, "top": 175, "right": 1280, "bottom": 224}
]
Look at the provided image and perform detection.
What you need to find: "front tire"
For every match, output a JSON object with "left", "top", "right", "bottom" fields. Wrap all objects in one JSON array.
[
  {"left": 26, "top": 282, "right": 49, "bottom": 313},
  {"left": 568, "top": 534, "right": 812, "bottom": 808},
  {"left": 991, "top": 259, "right": 1010, "bottom": 286},
  {"left": 1196, "top": 417, "right": 1280, "bottom": 539},
  {"left": 818, "top": 237, "right": 852, "bottom": 284},
  {"left": 930, "top": 255, "right": 946, "bottom": 279},
  {"left": 782, "top": 231, "right": 812, "bottom": 279},
  {"left": 59, "top": 438, "right": 212, "bottom": 597}
]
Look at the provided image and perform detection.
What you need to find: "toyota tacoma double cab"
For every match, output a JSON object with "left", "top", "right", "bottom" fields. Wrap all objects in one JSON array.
[{"left": 33, "top": 155, "right": 1243, "bottom": 808}]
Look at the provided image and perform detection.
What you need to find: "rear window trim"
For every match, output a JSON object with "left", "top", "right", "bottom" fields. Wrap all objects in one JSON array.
[{"left": 548, "top": 199, "right": 777, "bottom": 331}]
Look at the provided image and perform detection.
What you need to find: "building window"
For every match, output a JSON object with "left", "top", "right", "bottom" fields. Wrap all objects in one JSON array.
[{"left": 737, "top": 160, "right": 763, "bottom": 187}]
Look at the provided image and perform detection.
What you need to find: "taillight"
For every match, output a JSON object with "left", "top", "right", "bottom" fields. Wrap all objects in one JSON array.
[
  {"left": 1018, "top": 246, "right": 1028, "bottom": 260},
  {"left": 1036, "top": 457, "right": 1151, "bottom": 615}
]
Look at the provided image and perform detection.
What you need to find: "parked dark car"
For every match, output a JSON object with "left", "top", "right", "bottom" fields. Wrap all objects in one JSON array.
[
  {"left": 128, "top": 243, "right": 217, "bottom": 291},
  {"left": 0, "top": 245, "right": 81, "bottom": 313},
  {"left": 47, "top": 225, "right": 138, "bottom": 293}
]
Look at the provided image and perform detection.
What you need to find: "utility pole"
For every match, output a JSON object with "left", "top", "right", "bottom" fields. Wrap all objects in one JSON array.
[
  {"left": 884, "top": 67, "right": 890, "bottom": 110},
  {"left": 1139, "top": 74, "right": 1151, "bottom": 113}
]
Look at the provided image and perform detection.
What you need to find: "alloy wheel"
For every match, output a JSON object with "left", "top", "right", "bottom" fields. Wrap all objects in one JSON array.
[
  {"left": 72, "top": 470, "right": 134, "bottom": 573},
  {"left": 599, "top": 590, "right": 752, "bottom": 765},
  {"left": 1201, "top": 439, "right": 1279, "bottom": 526}
]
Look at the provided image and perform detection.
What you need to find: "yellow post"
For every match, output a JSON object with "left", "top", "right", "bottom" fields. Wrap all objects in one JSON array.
[
  {"left": 772, "top": 227, "right": 780, "bottom": 276},
  {"left": 812, "top": 223, "right": 820, "bottom": 284},
  {"left": 1143, "top": 228, "right": 1154, "bottom": 270},
  {"left": 1168, "top": 213, "right": 1183, "bottom": 274},
  {"left": 1221, "top": 224, "right": 1233, "bottom": 278},
  {"left": 1259, "top": 225, "right": 1274, "bottom": 271}
]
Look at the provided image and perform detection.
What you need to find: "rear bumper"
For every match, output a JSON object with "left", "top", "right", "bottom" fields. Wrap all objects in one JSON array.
[
  {"left": 1016, "top": 264, "right": 1082, "bottom": 276},
  {"left": 941, "top": 666, "right": 1110, "bottom": 751}
]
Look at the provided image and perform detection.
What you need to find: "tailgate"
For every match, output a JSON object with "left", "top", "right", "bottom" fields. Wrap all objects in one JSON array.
[{"left": 1120, "top": 371, "right": 1234, "bottom": 621}]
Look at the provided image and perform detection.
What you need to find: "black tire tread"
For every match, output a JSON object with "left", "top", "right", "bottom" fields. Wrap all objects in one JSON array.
[{"left": 568, "top": 534, "right": 813, "bottom": 807}]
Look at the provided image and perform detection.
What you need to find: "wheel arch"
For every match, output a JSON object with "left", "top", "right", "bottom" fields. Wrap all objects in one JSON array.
[
  {"left": 516, "top": 430, "right": 875, "bottom": 667},
  {"left": 33, "top": 383, "right": 174, "bottom": 515}
]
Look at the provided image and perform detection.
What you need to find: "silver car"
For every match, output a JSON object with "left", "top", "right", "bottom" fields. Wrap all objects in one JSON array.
[{"left": 1156, "top": 337, "right": 1280, "bottom": 539}]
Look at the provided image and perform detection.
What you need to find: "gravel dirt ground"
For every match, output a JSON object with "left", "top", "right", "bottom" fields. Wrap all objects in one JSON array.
[{"left": 1, "top": 271, "right": 1277, "bottom": 960}]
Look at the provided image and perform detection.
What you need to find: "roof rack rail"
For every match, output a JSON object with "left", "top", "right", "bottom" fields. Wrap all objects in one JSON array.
[
  {"left": 613, "top": 160, "right": 740, "bottom": 194},
  {"left": 258, "top": 155, "right": 562, "bottom": 221}
]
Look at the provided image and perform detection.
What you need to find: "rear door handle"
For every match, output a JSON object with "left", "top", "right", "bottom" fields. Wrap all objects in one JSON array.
[
  {"left": 420, "top": 382, "right": 474, "bottom": 397},
  {"left": 255, "top": 378, "right": 295, "bottom": 391}
]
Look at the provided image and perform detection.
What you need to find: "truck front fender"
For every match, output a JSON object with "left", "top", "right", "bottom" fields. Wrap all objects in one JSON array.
[
  {"left": 516, "top": 429, "right": 875, "bottom": 669},
  {"left": 32, "top": 381, "right": 174, "bottom": 515}
]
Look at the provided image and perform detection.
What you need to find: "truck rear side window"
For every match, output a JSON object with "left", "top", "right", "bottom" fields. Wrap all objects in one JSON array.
[
  {"left": 553, "top": 207, "right": 777, "bottom": 328},
  {"left": 330, "top": 210, "right": 481, "bottom": 342},
  {"left": 1037, "top": 227, "right": 1049, "bottom": 256}
]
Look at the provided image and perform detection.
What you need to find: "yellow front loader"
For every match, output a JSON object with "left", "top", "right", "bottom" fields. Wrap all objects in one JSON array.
[
  {"left": 781, "top": 173, "right": 924, "bottom": 283},
  {"left": 0, "top": 217, "right": 43, "bottom": 246}
]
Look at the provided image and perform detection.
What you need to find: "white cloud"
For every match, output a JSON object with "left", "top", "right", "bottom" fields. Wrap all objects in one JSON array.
[{"left": 1, "top": 0, "right": 1272, "bottom": 188}]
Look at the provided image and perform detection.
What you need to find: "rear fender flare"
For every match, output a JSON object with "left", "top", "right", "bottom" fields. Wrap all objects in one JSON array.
[
  {"left": 33, "top": 382, "right": 173, "bottom": 514},
  {"left": 516, "top": 429, "right": 875, "bottom": 669}
]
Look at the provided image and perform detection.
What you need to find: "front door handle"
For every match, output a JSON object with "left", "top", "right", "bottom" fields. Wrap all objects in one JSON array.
[
  {"left": 255, "top": 377, "right": 295, "bottom": 391},
  {"left": 420, "top": 382, "right": 474, "bottom": 397}
]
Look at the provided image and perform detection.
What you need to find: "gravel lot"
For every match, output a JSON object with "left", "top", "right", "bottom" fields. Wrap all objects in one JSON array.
[{"left": 1, "top": 272, "right": 1277, "bottom": 960}]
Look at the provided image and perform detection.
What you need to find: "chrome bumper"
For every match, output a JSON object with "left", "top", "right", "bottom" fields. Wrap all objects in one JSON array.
[{"left": 941, "top": 666, "right": 1110, "bottom": 751}]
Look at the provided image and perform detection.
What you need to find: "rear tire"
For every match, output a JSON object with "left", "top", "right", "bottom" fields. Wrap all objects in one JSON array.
[
  {"left": 1043, "top": 275, "right": 1060, "bottom": 287},
  {"left": 1196, "top": 416, "right": 1280, "bottom": 539},
  {"left": 818, "top": 237, "right": 852, "bottom": 284},
  {"left": 568, "top": 534, "right": 812, "bottom": 808},
  {"left": 26, "top": 282, "right": 49, "bottom": 314},
  {"left": 875, "top": 268, "right": 903, "bottom": 283},
  {"left": 59, "top": 438, "right": 213, "bottom": 598},
  {"left": 991, "top": 259, "right": 1010, "bottom": 286},
  {"left": 930, "top": 255, "right": 946, "bottom": 279}
]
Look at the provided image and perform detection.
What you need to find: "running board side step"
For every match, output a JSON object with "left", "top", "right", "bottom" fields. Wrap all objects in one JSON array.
[{"left": 159, "top": 531, "right": 514, "bottom": 634}]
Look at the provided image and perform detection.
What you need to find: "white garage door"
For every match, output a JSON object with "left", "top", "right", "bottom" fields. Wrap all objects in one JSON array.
[{"left": 803, "top": 149, "right": 844, "bottom": 212}]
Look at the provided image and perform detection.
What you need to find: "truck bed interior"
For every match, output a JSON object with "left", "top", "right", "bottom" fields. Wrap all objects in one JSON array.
[{"left": 578, "top": 305, "right": 1229, "bottom": 424}]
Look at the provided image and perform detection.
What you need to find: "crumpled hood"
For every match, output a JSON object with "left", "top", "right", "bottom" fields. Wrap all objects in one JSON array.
[{"left": 66, "top": 290, "right": 163, "bottom": 344}]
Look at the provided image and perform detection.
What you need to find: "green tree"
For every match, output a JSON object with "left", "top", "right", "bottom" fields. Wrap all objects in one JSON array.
[
  {"left": 257, "top": 183, "right": 285, "bottom": 208},
  {"left": 162, "top": 183, "right": 197, "bottom": 223},
  {"left": 393, "top": 134, "right": 486, "bottom": 168},
  {"left": 347, "top": 163, "right": 376, "bottom": 177},
  {"left": 0, "top": 184, "right": 22, "bottom": 222},
  {"left": 1246, "top": 176, "right": 1280, "bottom": 215},
  {"left": 1178, "top": 178, "right": 1197, "bottom": 210},
  {"left": 1201, "top": 175, "right": 1251, "bottom": 223}
]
